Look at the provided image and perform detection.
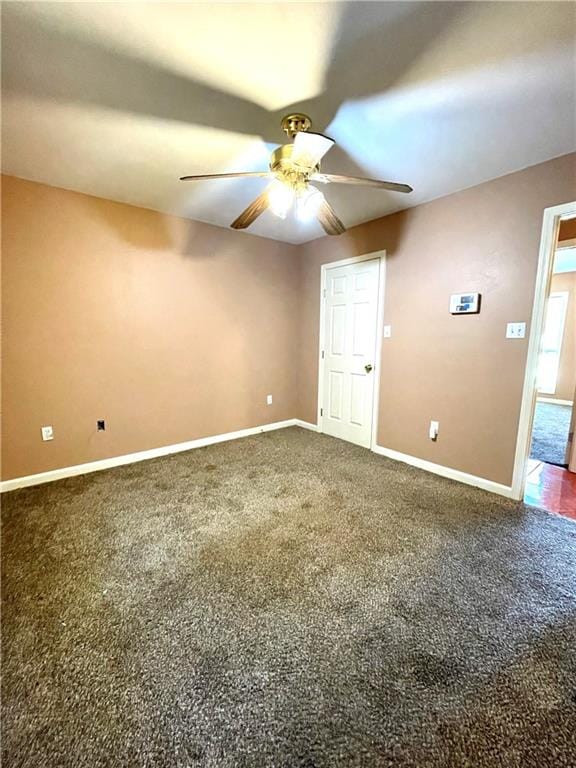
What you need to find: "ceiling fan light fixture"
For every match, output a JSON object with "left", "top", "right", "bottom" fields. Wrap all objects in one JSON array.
[
  {"left": 268, "top": 179, "right": 294, "bottom": 219},
  {"left": 180, "top": 113, "right": 412, "bottom": 235},
  {"left": 292, "top": 132, "right": 335, "bottom": 169},
  {"left": 297, "top": 186, "right": 325, "bottom": 223}
]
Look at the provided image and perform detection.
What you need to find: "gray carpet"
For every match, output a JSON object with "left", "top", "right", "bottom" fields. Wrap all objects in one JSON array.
[
  {"left": 2, "top": 427, "right": 576, "bottom": 767},
  {"left": 530, "top": 401, "right": 572, "bottom": 466}
]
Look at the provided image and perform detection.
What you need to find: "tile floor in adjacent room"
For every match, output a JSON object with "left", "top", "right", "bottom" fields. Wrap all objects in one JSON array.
[{"left": 524, "top": 459, "right": 576, "bottom": 521}]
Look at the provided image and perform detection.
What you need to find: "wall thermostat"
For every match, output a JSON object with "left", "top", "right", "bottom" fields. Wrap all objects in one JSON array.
[{"left": 450, "top": 292, "right": 480, "bottom": 314}]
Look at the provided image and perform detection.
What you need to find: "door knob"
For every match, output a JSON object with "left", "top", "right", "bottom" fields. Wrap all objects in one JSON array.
[{"left": 364, "top": 363, "right": 373, "bottom": 373}]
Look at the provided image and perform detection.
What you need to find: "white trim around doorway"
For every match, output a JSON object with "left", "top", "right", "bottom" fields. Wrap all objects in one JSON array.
[{"left": 510, "top": 201, "right": 576, "bottom": 500}]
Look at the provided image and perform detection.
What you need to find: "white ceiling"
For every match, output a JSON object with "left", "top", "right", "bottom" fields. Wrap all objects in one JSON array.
[{"left": 2, "top": 1, "right": 575, "bottom": 244}]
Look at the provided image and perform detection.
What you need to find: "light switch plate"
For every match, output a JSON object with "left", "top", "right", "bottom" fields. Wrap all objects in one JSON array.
[
  {"left": 506, "top": 322, "right": 526, "bottom": 339},
  {"left": 383, "top": 325, "right": 392, "bottom": 338},
  {"left": 266, "top": 394, "right": 273, "bottom": 405},
  {"left": 41, "top": 425, "right": 54, "bottom": 441}
]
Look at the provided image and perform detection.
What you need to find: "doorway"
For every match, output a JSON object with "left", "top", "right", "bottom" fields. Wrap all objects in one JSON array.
[
  {"left": 517, "top": 206, "right": 576, "bottom": 516},
  {"left": 530, "top": 275, "right": 573, "bottom": 467},
  {"left": 317, "top": 254, "right": 384, "bottom": 449}
]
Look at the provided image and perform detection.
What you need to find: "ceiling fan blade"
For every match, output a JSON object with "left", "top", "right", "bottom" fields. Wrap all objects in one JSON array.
[
  {"left": 312, "top": 173, "right": 412, "bottom": 193},
  {"left": 230, "top": 188, "right": 270, "bottom": 230},
  {"left": 317, "top": 199, "right": 346, "bottom": 236},
  {"left": 180, "top": 171, "right": 272, "bottom": 181},
  {"left": 292, "top": 132, "right": 335, "bottom": 169}
]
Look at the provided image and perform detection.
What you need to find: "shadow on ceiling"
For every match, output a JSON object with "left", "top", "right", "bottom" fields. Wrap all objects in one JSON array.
[{"left": 2, "top": 1, "right": 466, "bottom": 246}]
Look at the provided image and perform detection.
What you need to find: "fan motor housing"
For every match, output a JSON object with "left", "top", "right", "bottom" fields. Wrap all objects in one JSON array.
[{"left": 269, "top": 144, "right": 319, "bottom": 187}]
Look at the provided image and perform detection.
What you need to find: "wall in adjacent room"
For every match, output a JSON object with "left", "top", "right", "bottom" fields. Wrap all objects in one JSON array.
[
  {"left": 1, "top": 176, "right": 299, "bottom": 480},
  {"left": 558, "top": 217, "right": 576, "bottom": 242},
  {"left": 546, "top": 270, "right": 576, "bottom": 403},
  {"left": 297, "top": 153, "right": 576, "bottom": 487}
]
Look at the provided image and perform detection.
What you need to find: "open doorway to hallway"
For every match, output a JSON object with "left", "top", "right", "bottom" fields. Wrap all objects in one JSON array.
[{"left": 525, "top": 216, "right": 576, "bottom": 518}]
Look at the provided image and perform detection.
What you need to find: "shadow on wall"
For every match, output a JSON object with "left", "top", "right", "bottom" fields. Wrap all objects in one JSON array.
[
  {"left": 75, "top": 175, "right": 412, "bottom": 257},
  {"left": 303, "top": 206, "right": 412, "bottom": 263},
  {"left": 350, "top": 208, "right": 411, "bottom": 260},
  {"left": 179, "top": 218, "right": 240, "bottom": 260},
  {"left": 78, "top": 191, "right": 176, "bottom": 251},
  {"left": 76, "top": 180, "right": 261, "bottom": 255}
]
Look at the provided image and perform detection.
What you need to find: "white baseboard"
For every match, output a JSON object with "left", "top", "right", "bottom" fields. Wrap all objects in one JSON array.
[
  {"left": 1, "top": 419, "right": 303, "bottom": 493},
  {"left": 372, "top": 444, "right": 517, "bottom": 499},
  {"left": 1, "top": 421, "right": 517, "bottom": 500},
  {"left": 536, "top": 397, "right": 573, "bottom": 407},
  {"left": 293, "top": 419, "right": 319, "bottom": 432}
]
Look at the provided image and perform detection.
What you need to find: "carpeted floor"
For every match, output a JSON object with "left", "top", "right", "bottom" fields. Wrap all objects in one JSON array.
[
  {"left": 530, "top": 401, "right": 572, "bottom": 466},
  {"left": 2, "top": 427, "right": 576, "bottom": 767}
]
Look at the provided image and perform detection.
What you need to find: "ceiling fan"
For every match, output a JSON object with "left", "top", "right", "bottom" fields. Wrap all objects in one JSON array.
[{"left": 180, "top": 114, "right": 413, "bottom": 236}]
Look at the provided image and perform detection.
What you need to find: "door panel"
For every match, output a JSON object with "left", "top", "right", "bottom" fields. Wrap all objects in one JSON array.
[
  {"left": 332, "top": 276, "right": 346, "bottom": 296},
  {"left": 350, "top": 373, "right": 365, "bottom": 426},
  {"left": 328, "top": 371, "right": 344, "bottom": 420},
  {"left": 321, "top": 259, "right": 380, "bottom": 448},
  {"left": 330, "top": 305, "right": 346, "bottom": 356},
  {"left": 352, "top": 302, "right": 370, "bottom": 356}
]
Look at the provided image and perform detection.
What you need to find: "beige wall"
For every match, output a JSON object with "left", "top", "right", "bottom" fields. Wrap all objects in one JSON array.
[
  {"left": 1, "top": 176, "right": 299, "bottom": 480},
  {"left": 3, "top": 154, "right": 575, "bottom": 486},
  {"left": 547, "top": 271, "right": 576, "bottom": 402},
  {"left": 297, "top": 154, "right": 576, "bottom": 486}
]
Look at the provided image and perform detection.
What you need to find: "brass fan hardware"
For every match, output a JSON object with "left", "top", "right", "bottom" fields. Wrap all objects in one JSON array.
[
  {"left": 180, "top": 114, "right": 413, "bottom": 236},
  {"left": 281, "top": 113, "right": 312, "bottom": 138}
]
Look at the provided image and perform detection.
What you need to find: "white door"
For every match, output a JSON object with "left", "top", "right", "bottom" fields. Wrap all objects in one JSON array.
[{"left": 320, "top": 259, "right": 380, "bottom": 448}]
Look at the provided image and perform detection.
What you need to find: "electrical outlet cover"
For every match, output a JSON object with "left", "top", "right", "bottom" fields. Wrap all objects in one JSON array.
[{"left": 41, "top": 426, "right": 54, "bottom": 441}]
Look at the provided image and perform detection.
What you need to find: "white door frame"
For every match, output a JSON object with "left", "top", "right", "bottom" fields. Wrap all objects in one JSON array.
[
  {"left": 317, "top": 251, "right": 386, "bottom": 451},
  {"left": 511, "top": 201, "right": 576, "bottom": 499}
]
